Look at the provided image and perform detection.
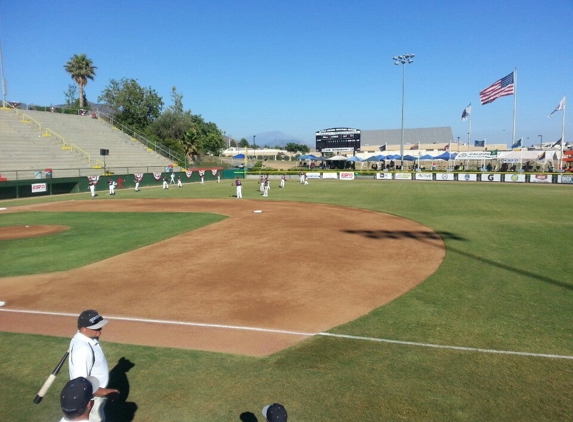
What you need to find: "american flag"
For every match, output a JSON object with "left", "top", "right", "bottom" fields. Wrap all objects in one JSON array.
[{"left": 480, "top": 72, "right": 514, "bottom": 105}]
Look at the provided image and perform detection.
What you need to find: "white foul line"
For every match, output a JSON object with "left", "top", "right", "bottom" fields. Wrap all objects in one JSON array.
[{"left": 1, "top": 308, "right": 572, "bottom": 360}]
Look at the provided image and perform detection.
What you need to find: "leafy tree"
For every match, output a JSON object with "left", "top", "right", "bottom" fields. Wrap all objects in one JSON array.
[
  {"left": 238, "top": 138, "right": 250, "bottom": 148},
  {"left": 229, "top": 139, "right": 237, "bottom": 147},
  {"left": 147, "top": 87, "right": 224, "bottom": 159},
  {"left": 98, "top": 78, "right": 163, "bottom": 131},
  {"left": 64, "top": 54, "right": 96, "bottom": 108},
  {"left": 182, "top": 126, "right": 200, "bottom": 161},
  {"left": 149, "top": 86, "right": 192, "bottom": 145},
  {"left": 284, "top": 142, "right": 309, "bottom": 154},
  {"left": 63, "top": 84, "right": 78, "bottom": 108},
  {"left": 191, "top": 115, "right": 225, "bottom": 156},
  {"left": 169, "top": 86, "right": 184, "bottom": 115}
]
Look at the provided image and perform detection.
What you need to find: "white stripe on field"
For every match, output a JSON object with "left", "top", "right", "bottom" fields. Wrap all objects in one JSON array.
[{"left": 1, "top": 308, "right": 572, "bottom": 360}]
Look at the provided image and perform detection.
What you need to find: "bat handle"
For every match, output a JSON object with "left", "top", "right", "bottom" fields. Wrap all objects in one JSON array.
[
  {"left": 33, "top": 374, "right": 57, "bottom": 403},
  {"left": 33, "top": 350, "right": 69, "bottom": 404}
]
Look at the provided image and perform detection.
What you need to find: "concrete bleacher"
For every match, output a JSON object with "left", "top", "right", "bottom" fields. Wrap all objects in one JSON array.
[{"left": 0, "top": 108, "right": 175, "bottom": 180}]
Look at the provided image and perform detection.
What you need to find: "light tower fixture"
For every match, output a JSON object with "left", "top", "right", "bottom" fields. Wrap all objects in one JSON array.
[{"left": 393, "top": 54, "right": 415, "bottom": 170}]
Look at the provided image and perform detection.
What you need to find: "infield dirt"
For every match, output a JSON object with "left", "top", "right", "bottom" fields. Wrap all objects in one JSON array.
[{"left": 0, "top": 199, "right": 445, "bottom": 356}]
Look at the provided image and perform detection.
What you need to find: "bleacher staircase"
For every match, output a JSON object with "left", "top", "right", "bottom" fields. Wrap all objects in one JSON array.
[{"left": 0, "top": 108, "right": 174, "bottom": 180}]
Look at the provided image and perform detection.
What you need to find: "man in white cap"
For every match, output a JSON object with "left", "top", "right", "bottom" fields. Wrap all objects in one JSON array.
[
  {"left": 59, "top": 376, "right": 99, "bottom": 421},
  {"left": 262, "top": 403, "right": 288, "bottom": 422},
  {"left": 68, "top": 310, "right": 119, "bottom": 422}
]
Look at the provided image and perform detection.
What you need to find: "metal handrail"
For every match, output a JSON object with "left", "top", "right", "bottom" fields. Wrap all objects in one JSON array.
[
  {"left": 41, "top": 128, "right": 102, "bottom": 166},
  {"left": 21, "top": 113, "right": 42, "bottom": 131},
  {"left": 42, "top": 128, "right": 66, "bottom": 145},
  {"left": 96, "top": 111, "right": 186, "bottom": 165}
]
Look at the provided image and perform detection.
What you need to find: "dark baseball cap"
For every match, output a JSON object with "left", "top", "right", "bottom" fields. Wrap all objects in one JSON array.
[
  {"left": 77, "top": 310, "right": 108, "bottom": 330},
  {"left": 262, "top": 403, "right": 287, "bottom": 422},
  {"left": 60, "top": 376, "right": 99, "bottom": 413}
]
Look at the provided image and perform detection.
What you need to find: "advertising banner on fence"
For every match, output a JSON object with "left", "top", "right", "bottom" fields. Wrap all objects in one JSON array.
[
  {"left": 415, "top": 173, "right": 433, "bottom": 181},
  {"left": 504, "top": 174, "right": 526, "bottom": 183},
  {"left": 306, "top": 172, "right": 321, "bottom": 179},
  {"left": 456, "top": 151, "right": 496, "bottom": 160},
  {"left": 481, "top": 173, "right": 501, "bottom": 182},
  {"left": 376, "top": 172, "right": 393, "bottom": 180},
  {"left": 31, "top": 183, "right": 47, "bottom": 193},
  {"left": 395, "top": 173, "right": 412, "bottom": 180},
  {"left": 458, "top": 173, "right": 478, "bottom": 182},
  {"left": 558, "top": 174, "right": 573, "bottom": 184},
  {"left": 339, "top": 172, "right": 355, "bottom": 180},
  {"left": 322, "top": 172, "right": 338, "bottom": 179},
  {"left": 436, "top": 173, "right": 455, "bottom": 181},
  {"left": 530, "top": 174, "right": 552, "bottom": 184}
]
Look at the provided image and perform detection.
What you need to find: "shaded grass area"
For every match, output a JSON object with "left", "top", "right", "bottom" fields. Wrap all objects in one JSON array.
[
  {"left": 1, "top": 180, "right": 572, "bottom": 421},
  {"left": 0, "top": 211, "right": 226, "bottom": 276}
]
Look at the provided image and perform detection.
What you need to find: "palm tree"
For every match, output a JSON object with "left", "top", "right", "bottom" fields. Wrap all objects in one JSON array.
[{"left": 64, "top": 54, "right": 97, "bottom": 108}]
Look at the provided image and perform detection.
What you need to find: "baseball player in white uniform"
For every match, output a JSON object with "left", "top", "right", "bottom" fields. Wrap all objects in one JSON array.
[
  {"left": 68, "top": 310, "right": 119, "bottom": 422},
  {"left": 235, "top": 177, "right": 242, "bottom": 198},
  {"left": 162, "top": 177, "right": 169, "bottom": 189},
  {"left": 89, "top": 181, "right": 96, "bottom": 197},
  {"left": 263, "top": 179, "right": 270, "bottom": 197},
  {"left": 108, "top": 179, "right": 116, "bottom": 195},
  {"left": 280, "top": 175, "right": 286, "bottom": 188},
  {"left": 177, "top": 176, "right": 183, "bottom": 187}
]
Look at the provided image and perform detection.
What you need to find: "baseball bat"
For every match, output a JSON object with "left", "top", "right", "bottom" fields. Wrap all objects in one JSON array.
[{"left": 33, "top": 350, "right": 69, "bottom": 404}]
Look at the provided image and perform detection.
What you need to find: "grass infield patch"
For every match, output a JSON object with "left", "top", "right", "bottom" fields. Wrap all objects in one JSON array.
[{"left": 0, "top": 211, "right": 226, "bottom": 277}]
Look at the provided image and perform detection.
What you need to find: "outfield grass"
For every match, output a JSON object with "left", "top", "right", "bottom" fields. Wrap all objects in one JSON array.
[{"left": 0, "top": 180, "right": 571, "bottom": 421}]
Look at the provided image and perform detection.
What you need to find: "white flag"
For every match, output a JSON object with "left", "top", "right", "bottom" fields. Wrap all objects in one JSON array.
[{"left": 548, "top": 96, "right": 566, "bottom": 118}]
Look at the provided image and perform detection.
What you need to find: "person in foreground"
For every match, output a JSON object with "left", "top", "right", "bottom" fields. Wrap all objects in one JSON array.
[
  {"left": 59, "top": 376, "right": 99, "bottom": 422},
  {"left": 262, "top": 403, "right": 288, "bottom": 422},
  {"left": 68, "top": 310, "right": 119, "bottom": 422}
]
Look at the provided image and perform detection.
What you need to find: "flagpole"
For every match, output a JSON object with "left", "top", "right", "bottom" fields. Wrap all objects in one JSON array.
[
  {"left": 511, "top": 68, "right": 517, "bottom": 149},
  {"left": 560, "top": 95, "right": 566, "bottom": 170},
  {"left": 0, "top": 34, "right": 7, "bottom": 108},
  {"left": 468, "top": 104, "right": 472, "bottom": 152},
  {"left": 520, "top": 139, "right": 523, "bottom": 171}
]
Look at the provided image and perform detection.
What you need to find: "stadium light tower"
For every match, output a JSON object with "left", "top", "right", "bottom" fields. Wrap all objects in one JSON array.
[{"left": 393, "top": 54, "right": 415, "bottom": 169}]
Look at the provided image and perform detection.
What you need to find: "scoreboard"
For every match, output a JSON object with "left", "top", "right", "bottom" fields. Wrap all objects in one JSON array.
[{"left": 315, "top": 128, "right": 361, "bottom": 153}]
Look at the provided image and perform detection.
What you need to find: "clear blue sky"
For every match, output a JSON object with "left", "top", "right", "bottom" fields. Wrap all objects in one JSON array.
[{"left": 1, "top": 0, "right": 571, "bottom": 147}]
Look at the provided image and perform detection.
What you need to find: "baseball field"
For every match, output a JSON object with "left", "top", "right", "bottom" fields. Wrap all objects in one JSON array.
[{"left": 0, "top": 178, "right": 571, "bottom": 421}]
